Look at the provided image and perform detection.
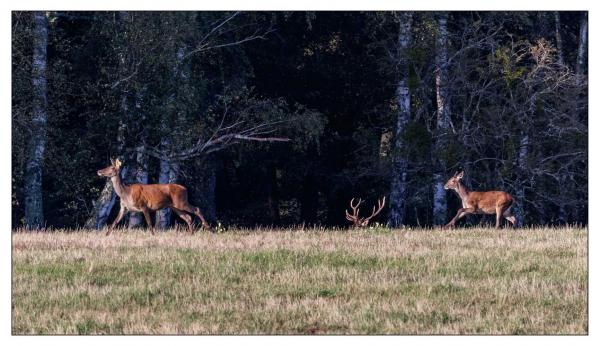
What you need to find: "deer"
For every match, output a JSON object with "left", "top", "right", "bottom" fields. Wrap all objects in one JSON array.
[
  {"left": 443, "top": 171, "right": 517, "bottom": 229},
  {"left": 97, "top": 158, "right": 210, "bottom": 235},
  {"left": 345, "top": 197, "right": 386, "bottom": 227}
]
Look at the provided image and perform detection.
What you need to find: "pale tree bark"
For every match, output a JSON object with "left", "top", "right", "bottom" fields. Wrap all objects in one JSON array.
[
  {"left": 388, "top": 12, "right": 413, "bottom": 228},
  {"left": 432, "top": 12, "right": 451, "bottom": 226},
  {"left": 576, "top": 12, "right": 587, "bottom": 78},
  {"left": 24, "top": 11, "right": 48, "bottom": 229},
  {"left": 554, "top": 12, "right": 564, "bottom": 66}
]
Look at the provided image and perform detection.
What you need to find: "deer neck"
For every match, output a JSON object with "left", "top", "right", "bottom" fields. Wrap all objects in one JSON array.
[
  {"left": 110, "top": 173, "right": 129, "bottom": 199},
  {"left": 455, "top": 181, "right": 471, "bottom": 203}
]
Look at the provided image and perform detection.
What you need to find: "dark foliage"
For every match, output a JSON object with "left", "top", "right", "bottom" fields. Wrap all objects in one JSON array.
[{"left": 12, "top": 11, "right": 587, "bottom": 228}]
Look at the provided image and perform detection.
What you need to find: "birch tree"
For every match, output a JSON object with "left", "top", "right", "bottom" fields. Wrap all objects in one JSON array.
[
  {"left": 432, "top": 12, "right": 451, "bottom": 226},
  {"left": 554, "top": 12, "right": 564, "bottom": 66},
  {"left": 388, "top": 12, "right": 413, "bottom": 228},
  {"left": 23, "top": 11, "right": 49, "bottom": 228},
  {"left": 576, "top": 12, "right": 587, "bottom": 78},
  {"left": 11, "top": 11, "right": 588, "bottom": 229}
]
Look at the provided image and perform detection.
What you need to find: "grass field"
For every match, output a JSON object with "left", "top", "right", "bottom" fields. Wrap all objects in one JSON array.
[{"left": 12, "top": 226, "right": 587, "bottom": 335}]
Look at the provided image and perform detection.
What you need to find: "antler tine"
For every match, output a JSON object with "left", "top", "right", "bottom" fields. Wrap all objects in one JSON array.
[
  {"left": 346, "top": 197, "right": 363, "bottom": 224},
  {"left": 365, "top": 196, "right": 386, "bottom": 221},
  {"left": 345, "top": 210, "right": 356, "bottom": 222},
  {"left": 350, "top": 198, "right": 363, "bottom": 209}
]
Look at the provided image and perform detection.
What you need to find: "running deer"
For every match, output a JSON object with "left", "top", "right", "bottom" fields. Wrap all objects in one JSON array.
[
  {"left": 443, "top": 171, "right": 517, "bottom": 229},
  {"left": 97, "top": 158, "right": 210, "bottom": 235},
  {"left": 345, "top": 197, "right": 386, "bottom": 227}
]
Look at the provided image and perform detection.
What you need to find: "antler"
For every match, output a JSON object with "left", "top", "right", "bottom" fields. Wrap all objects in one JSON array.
[
  {"left": 345, "top": 198, "right": 363, "bottom": 224},
  {"left": 363, "top": 197, "right": 386, "bottom": 223},
  {"left": 345, "top": 197, "right": 386, "bottom": 227}
]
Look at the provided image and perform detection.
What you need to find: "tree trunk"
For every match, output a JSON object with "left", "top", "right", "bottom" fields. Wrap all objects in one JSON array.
[
  {"left": 432, "top": 12, "right": 450, "bottom": 226},
  {"left": 513, "top": 133, "right": 529, "bottom": 226},
  {"left": 156, "top": 151, "right": 180, "bottom": 229},
  {"left": 554, "top": 12, "right": 564, "bottom": 66},
  {"left": 128, "top": 144, "right": 148, "bottom": 228},
  {"left": 155, "top": 47, "right": 187, "bottom": 228},
  {"left": 388, "top": 11, "right": 413, "bottom": 228},
  {"left": 23, "top": 11, "right": 49, "bottom": 229},
  {"left": 576, "top": 12, "right": 587, "bottom": 78}
]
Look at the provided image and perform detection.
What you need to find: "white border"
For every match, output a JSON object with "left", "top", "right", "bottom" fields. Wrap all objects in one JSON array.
[{"left": 2, "top": 1, "right": 595, "bottom": 345}]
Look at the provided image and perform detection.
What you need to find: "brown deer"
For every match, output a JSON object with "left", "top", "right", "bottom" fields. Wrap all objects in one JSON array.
[
  {"left": 443, "top": 171, "right": 517, "bottom": 229},
  {"left": 97, "top": 158, "right": 210, "bottom": 235},
  {"left": 345, "top": 197, "right": 386, "bottom": 227}
]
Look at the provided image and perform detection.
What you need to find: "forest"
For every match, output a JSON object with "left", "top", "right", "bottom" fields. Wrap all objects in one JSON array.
[{"left": 11, "top": 11, "right": 588, "bottom": 229}]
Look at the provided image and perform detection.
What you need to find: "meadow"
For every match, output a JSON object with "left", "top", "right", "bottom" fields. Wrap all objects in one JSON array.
[{"left": 12, "top": 226, "right": 587, "bottom": 335}]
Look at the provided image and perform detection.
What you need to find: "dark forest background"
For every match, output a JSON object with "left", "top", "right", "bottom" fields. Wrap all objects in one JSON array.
[{"left": 12, "top": 11, "right": 588, "bottom": 229}]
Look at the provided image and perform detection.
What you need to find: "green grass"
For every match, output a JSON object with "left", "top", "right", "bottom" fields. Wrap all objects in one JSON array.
[{"left": 12, "top": 226, "right": 587, "bottom": 334}]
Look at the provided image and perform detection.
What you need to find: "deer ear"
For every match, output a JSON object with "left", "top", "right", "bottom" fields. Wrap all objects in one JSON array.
[
  {"left": 110, "top": 158, "right": 115, "bottom": 166},
  {"left": 114, "top": 158, "right": 122, "bottom": 169},
  {"left": 457, "top": 171, "right": 464, "bottom": 179}
]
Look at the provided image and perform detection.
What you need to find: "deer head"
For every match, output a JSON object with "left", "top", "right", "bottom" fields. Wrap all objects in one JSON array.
[
  {"left": 444, "top": 171, "right": 464, "bottom": 192},
  {"left": 97, "top": 158, "right": 123, "bottom": 178},
  {"left": 345, "top": 197, "right": 386, "bottom": 227}
]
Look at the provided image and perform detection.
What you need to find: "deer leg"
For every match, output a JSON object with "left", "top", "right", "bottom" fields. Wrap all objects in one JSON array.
[
  {"left": 142, "top": 208, "right": 155, "bottom": 235},
  {"left": 503, "top": 207, "right": 517, "bottom": 228},
  {"left": 495, "top": 206, "right": 505, "bottom": 228},
  {"left": 444, "top": 208, "right": 474, "bottom": 229},
  {"left": 106, "top": 206, "right": 126, "bottom": 236},
  {"left": 444, "top": 208, "right": 464, "bottom": 229},
  {"left": 504, "top": 215, "right": 517, "bottom": 227},
  {"left": 172, "top": 208, "right": 194, "bottom": 233},
  {"left": 179, "top": 204, "right": 210, "bottom": 229}
]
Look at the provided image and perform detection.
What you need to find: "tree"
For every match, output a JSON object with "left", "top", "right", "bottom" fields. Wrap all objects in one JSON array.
[
  {"left": 432, "top": 12, "right": 451, "bottom": 226},
  {"left": 23, "top": 11, "right": 49, "bottom": 228},
  {"left": 85, "top": 11, "right": 138, "bottom": 229},
  {"left": 576, "top": 12, "right": 587, "bottom": 78},
  {"left": 388, "top": 12, "right": 413, "bottom": 228},
  {"left": 155, "top": 46, "right": 186, "bottom": 229},
  {"left": 11, "top": 11, "right": 588, "bottom": 229},
  {"left": 554, "top": 12, "right": 564, "bottom": 66},
  {"left": 86, "top": 12, "right": 288, "bottom": 229}
]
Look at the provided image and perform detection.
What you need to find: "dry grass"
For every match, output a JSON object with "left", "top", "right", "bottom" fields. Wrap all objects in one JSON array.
[{"left": 12, "top": 226, "right": 587, "bottom": 335}]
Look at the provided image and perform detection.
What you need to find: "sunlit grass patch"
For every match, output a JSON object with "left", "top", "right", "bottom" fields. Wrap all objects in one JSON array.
[{"left": 12, "top": 226, "right": 587, "bottom": 335}]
